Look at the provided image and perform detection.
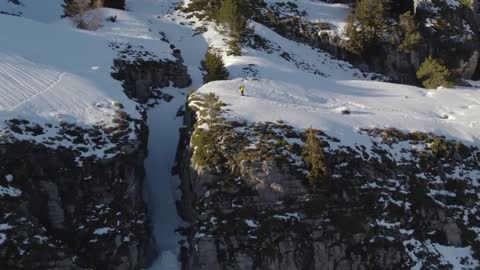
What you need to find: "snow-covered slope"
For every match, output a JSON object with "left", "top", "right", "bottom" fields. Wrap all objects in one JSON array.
[
  {"left": 197, "top": 18, "right": 480, "bottom": 147},
  {"left": 0, "top": 0, "right": 63, "bottom": 22},
  {"left": 0, "top": 3, "right": 186, "bottom": 158},
  {"left": 264, "top": 0, "right": 350, "bottom": 35},
  {"left": 199, "top": 78, "right": 480, "bottom": 146},
  {"left": 2, "top": 0, "right": 480, "bottom": 269},
  {"left": 0, "top": 15, "right": 139, "bottom": 157},
  {"left": 0, "top": 1, "right": 194, "bottom": 269}
]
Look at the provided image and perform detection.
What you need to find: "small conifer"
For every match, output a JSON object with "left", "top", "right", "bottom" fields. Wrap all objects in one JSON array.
[
  {"left": 345, "top": 0, "right": 387, "bottom": 54},
  {"left": 202, "top": 49, "right": 229, "bottom": 83},
  {"left": 399, "top": 12, "right": 422, "bottom": 52},
  {"left": 416, "top": 56, "right": 455, "bottom": 89},
  {"left": 302, "top": 128, "right": 328, "bottom": 187}
]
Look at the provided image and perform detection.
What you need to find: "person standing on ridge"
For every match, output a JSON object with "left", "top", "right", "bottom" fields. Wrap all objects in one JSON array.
[{"left": 239, "top": 84, "right": 245, "bottom": 96}]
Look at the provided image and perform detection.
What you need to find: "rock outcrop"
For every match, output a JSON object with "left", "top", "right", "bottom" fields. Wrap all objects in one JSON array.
[
  {"left": 110, "top": 42, "right": 192, "bottom": 103},
  {"left": 112, "top": 58, "right": 191, "bottom": 103}
]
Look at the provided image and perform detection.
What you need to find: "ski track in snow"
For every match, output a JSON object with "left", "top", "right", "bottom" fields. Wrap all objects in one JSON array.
[
  {"left": 0, "top": 54, "right": 63, "bottom": 111},
  {"left": 0, "top": 51, "right": 118, "bottom": 127},
  {"left": 8, "top": 71, "right": 66, "bottom": 112}
]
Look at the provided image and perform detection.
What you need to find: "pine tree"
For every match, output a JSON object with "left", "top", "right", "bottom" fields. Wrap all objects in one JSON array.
[
  {"left": 344, "top": 14, "right": 366, "bottom": 55},
  {"left": 202, "top": 49, "right": 229, "bottom": 83},
  {"left": 356, "top": 0, "right": 385, "bottom": 41},
  {"left": 459, "top": 0, "right": 473, "bottom": 8},
  {"left": 399, "top": 11, "right": 422, "bottom": 52},
  {"left": 302, "top": 128, "right": 328, "bottom": 187},
  {"left": 203, "top": 93, "right": 223, "bottom": 128},
  {"left": 416, "top": 56, "right": 456, "bottom": 89},
  {"left": 218, "top": 0, "right": 247, "bottom": 38},
  {"left": 345, "top": 0, "right": 387, "bottom": 54}
]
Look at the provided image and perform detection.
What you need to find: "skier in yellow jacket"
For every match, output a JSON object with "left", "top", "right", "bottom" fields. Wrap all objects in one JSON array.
[{"left": 239, "top": 84, "right": 245, "bottom": 96}]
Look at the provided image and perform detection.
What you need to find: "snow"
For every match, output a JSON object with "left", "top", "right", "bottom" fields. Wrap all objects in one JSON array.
[
  {"left": 435, "top": 244, "right": 480, "bottom": 270},
  {"left": 405, "top": 239, "right": 480, "bottom": 269},
  {"left": 245, "top": 219, "right": 258, "bottom": 228},
  {"left": 273, "top": 212, "right": 301, "bottom": 221},
  {"left": 376, "top": 220, "right": 400, "bottom": 229},
  {"left": 0, "top": 52, "right": 118, "bottom": 126},
  {"left": 0, "top": 233, "right": 5, "bottom": 246},
  {"left": 0, "top": 224, "right": 12, "bottom": 231},
  {"left": 265, "top": 0, "right": 350, "bottom": 36},
  {"left": 0, "top": 0, "right": 63, "bottom": 23},
  {"left": 0, "top": 185, "right": 22, "bottom": 197},
  {"left": 198, "top": 78, "right": 480, "bottom": 147},
  {"left": 463, "top": 20, "right": 474, "bottom": 35},
  {"left": 445, "top": 0, "right": 461, "bottom": 9},
  {"left": 33, "top": 235, "right": 48, "bottom": 243},
  {"left": 144, "top": 88, "right": 186, "bottom": 270},
  {"left": 416, "top": 0, "right": 461, "bottom": 13},
  {"left": 0, "top": 12, "right": 146, "bottom": 121},
  {"left": 93, "top": 227, "right": 114, "bottom": 235},
  {"left": 194, "top": 232, "right": 206, "bottom": 239},
  {"left": 0, "top": 6, "right": 188, "bottom": 158},
  {"left": 0, "top": 14, "right": 145, "bottom": 158},
  {"left": 4, "top": 175, "right": 13, "bottom": 182},
  {"left": 1, "top": 0, "right": 480, "bottom": 268},
  {"left": 447, "top": 166, "right": 480, "bottom": 187},
  {"left": 193, "top": 12, "right": 480, "bottom": 149},
  {"left": 197, "top": 122, "right": 210, "bottom": 130},
  {"left": 130, "top": 1, "right": 207, "bottom": 268}
]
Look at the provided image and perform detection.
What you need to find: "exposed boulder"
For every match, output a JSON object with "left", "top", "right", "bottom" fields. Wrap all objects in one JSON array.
[
  {"left": 110, "top": 42, "right": 192, "bottom": 103},
  {"left": 112, "top": 59, "right": 191, "bottom": 103}
]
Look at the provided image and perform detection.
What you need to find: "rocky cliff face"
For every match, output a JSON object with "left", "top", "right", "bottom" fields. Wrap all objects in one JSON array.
[
  {"left": 0, "top": 123, "right": 153, "bottom": 270},
  {"left": 0, "top": 43, "right": 192, "bottom": 269},
  {"left": 111, "top": 42, "right": 192, "bottom": 104},
  {"left": 178, "top": 93, "right": 480, "bottom": 270}
]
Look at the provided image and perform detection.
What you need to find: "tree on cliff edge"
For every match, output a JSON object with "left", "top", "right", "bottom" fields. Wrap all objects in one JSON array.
[{"left": 302, "top": 128, "right": 328, "bottom": 187}]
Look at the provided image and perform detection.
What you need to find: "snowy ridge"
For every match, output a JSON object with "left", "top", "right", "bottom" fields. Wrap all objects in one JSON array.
[
  {"left": 196, "top": 12, "right": 480, "bottom": 146},
  {"left": 0, "top": 0, "right": 199, "bottom": 268},
  {"left": 199, "top": 78, "right": 480, "bottom": 146},
  {"left": 0, "top": 6, "right": 182, "bottom": 158},
  {"left": 0, "top": 53, "right": 116, "bottom": 126},
  {"left": 1, "top": 0, "right": 480, "bottom": 269},
  {"left": 188, "top": 89, "right": 480, "bottom": 269}
]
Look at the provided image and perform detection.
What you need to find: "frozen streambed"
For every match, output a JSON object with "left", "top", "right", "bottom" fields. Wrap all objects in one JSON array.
[{"left": 144, "top": 88, "right": 187, "bottom": 270}]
